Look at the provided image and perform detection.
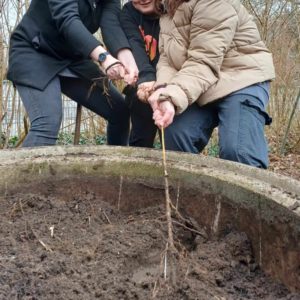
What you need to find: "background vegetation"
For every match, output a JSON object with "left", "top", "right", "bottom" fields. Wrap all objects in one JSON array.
[{"left": 0, "top": 0, "right": 299, "bottom": 158}]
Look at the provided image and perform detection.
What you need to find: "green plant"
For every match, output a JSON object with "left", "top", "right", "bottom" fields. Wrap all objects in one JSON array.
[{"left": 56, "top": 132, "right": 107, "bottom": 146}]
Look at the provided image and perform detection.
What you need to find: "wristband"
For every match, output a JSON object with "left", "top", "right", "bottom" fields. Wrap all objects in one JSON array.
[{"left": 105, "top": 61, "right": 123, "bottom": 73}]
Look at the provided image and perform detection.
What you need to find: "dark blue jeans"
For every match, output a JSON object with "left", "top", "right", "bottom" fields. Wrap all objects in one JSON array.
[
  {"left": 165, "top": 84, "right": 272, "bottom": 168},
  {"left": 17, "top": 75, "right": 130, "bottom": 147}
]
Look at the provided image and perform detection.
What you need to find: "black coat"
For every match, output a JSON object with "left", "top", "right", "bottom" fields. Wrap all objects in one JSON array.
[{"left": 7, "top": 0, "right": 130, "bottom": 90}]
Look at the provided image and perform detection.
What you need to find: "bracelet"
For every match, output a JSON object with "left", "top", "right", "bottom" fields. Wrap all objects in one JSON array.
[
  {"left": 105, "top": 61, "right": 123, "bottom": 73},
  {"left": 153, "top": 83, "right": 167, "bottom": 91}
]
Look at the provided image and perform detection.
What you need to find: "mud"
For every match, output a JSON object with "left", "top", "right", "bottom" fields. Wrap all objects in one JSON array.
[{"left": 0, "top": 192, "right": 299, "bottom": 300}]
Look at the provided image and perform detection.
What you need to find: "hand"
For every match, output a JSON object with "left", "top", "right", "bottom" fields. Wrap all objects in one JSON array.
[
  {"left": 148, "top": 87, "right": 175, "bottom": 128},
  {"left": 117, "top": 49, "right": 139, "bottom": 85},
  {"left": 101, "top": 55, "right": 125, "bottom": 80},
  {"left": 137, "top": 81, "right": 155, "bottom": 102},
  {"left": 153, "top": 100, "right": 175, "bottom": 129},
  {"left": 90, "top": 46, "right": 125, "bottom": 80},
  {"left": 147, "top": 87, "right": 166, "bottom": 111}
]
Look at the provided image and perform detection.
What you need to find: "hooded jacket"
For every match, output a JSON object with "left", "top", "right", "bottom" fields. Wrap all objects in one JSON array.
[
  {"left": 156, "top": 0, "right": 275, "bottom": 114},
  {"left": 120, "top": 1, "right": 160, "bottom": 85},
  {"left": 7, "top": 0, "right": 130, "bottom": 90}
]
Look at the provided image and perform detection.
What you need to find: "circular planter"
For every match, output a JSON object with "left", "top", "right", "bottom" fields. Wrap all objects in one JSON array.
[{"left": 0, "top": 146, "right": 299, "bottom": 292}]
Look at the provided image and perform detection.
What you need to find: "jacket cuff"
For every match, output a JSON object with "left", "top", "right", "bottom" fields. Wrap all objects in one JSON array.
[
  {"left": 137, "top": 72, "right": 156, "bottom": 85},
  {"left": 162, "top": 84, "right": 189, "bottom": 114}
]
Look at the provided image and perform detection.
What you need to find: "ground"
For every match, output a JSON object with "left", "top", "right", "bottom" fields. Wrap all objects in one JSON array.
[
  {"left": 269, "top": 153, "right": 300, "bottom": 181},
  {"left": 0, "top": 193, "right": 299, "bottom": 300}
]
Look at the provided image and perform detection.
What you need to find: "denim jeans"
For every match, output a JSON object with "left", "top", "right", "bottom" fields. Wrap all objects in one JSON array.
[
  {"left": 17, "top": 75, "right": 130, "bottom": 147},
  {"left": 165, "top": 83, "right": 272, "bottom": 168}
]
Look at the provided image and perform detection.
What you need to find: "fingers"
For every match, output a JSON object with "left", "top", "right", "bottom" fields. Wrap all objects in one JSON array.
[
  {"left": 153, "top": 101, "right": 175, "bottom": 128},
  {"left": 124, "top": 71, "right": 138, "bottom": 85},
  {"left": 118, "top": 49, "right": 139, "bottom": 85},
  {"left": 137, "top": 88, "right": 149, "bottom": 103},
  {"left": 119, "top": 65, "right": 126, "bottom": 79},
  {"left": 159, "top": 108, "right": 175, "bottom": 128},
  {"left": 148, "top": 95, "right": 159, "bottom": 111},
  {"left": 105, "top": 64, "right": 124, "bottom": 80},
  {"left": 139, "top": 81, "right": 155, "bottom": 90},
  {"left": 137, "top": 82, "right": 155, "bottom": 102}
]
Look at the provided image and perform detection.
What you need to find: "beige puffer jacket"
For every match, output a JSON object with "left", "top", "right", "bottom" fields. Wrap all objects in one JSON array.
[{"left": 156, "top": 0, "right": 275, "bottom": 114}]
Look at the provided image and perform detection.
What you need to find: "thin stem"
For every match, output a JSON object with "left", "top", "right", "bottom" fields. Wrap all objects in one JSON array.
[{"left": 161, "top": 128, "right": 175, "bottom": 250}]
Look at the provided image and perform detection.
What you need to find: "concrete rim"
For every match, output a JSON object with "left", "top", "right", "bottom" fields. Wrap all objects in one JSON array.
[{"left": 1, "top": 145, "right": 299, "bottom": 216}]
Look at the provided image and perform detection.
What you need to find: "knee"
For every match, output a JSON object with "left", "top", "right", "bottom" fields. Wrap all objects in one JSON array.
[
  {"left": 220, "top": 141, "right": 268, "bottom": 169},
  {"left": 30, "top": 113, "right": 62, "bottom": 136},
  {"left": 164, "top": 123, "right": 186, "bottom": 144},
  {"left": 164, "top": 125, "right": 198, "bottom": 153},
  {"left": 219, "top": 141, "right": 240, "bottom": 161}
]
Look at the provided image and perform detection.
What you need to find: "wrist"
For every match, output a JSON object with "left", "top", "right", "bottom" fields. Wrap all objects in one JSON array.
[
  {"left": 117, "top": 48, "right": 131, "bottom": 58},
  {"left": 158, "top": 94, "right": 176, "bottom": 111},
  {"left": 98, "top": 51, "right": 110, "bottom": 66},
  {"left": 153, "top": 83, "right": 167, "bottom": 91},
  {"left": 158, "top": 94, "right": 172, "bottom": 103}
]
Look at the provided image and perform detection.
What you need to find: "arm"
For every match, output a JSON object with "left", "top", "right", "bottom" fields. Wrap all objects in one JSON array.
[
  {"left": 48, "top": 0, "right": 135, "bottom": 80},
  {"left": 120, "top": 4, "right": 156, "bottom": 85},
  {"left": 155, "top": 42, "right": 177, "bottom": 86},
  {"left": 48, "top": 0, "right": 101, "bottom": 58},
  {"left": 160, "top": 1, "right": 239, "bottom": 114},
  {"left": 101, "top": 0, "right": 138, "bottom": 84},
  {"left": 100, "top": 0, "right": 131, "bottom": 57}
]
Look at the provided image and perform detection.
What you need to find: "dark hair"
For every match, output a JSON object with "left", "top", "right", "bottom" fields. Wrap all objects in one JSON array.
[{"left": 164, "top": 0, "right": 190, "bottom": 17}]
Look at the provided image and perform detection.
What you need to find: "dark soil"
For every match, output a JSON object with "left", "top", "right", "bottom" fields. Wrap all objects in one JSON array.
[{"left": 0, "top": 192, "right": 299, "bottom": 300}]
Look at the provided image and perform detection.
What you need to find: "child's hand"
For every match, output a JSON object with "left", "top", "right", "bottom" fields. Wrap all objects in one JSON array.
[
  {"left": 117, "top": 49, "right": 139, "bottom": 85},
  {"left": 153, "top": 100, "right": 175, "bottom": 129},
  {"left": 137, "top": 81, "right": 155, "bottom": 102}
]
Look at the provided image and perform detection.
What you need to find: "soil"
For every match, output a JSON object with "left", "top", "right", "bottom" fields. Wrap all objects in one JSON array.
[
  {"left": 0, "top": 192, "right": 299, "bottom": 300},
  {"left": 269, "top": 153, "right": 300, "bottom": 181}
]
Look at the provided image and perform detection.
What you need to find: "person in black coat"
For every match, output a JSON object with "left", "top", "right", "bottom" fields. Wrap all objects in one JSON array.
[
  {"left": 120, "top": 0, "right": 160, "bottom": 148},
  {"left": 7, "top": 0, "right": 138, "bottom": 147}
]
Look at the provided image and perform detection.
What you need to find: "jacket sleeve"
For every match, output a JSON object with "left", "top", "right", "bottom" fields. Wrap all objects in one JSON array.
[
  {"left": 100, "top": 0, "right": 131, "bottom": 57},
  {"left": 48, "top": 0, "right": 101, "bottom": 58},
  {"left": 162, "top": 1, "right": 239, "bottom": 114},
  {"left": 155, "top": 37, "right": 177, "bottom": 85},
  {"left": 120, "top": 5, "right": 156, "bottom": 84}
]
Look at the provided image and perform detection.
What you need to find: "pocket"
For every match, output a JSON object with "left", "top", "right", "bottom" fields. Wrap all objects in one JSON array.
[
  {"left": 237, "top": 99, "right": 269, "bottom": 167},
  {"left": 31, "top": 33, "right": 63, "bottom": 59},
  {"left": 241, "top": 99, "right": 272, "bottom": 125},
  {"left": 31, "top": 35, "right": 40, "bottom": 50}
]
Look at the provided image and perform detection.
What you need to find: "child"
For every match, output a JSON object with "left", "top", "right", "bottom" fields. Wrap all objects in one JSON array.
[
  {"left": 148, "top": 0, "right": 274, "bottom": 168},
  {"left": 120, "top": 0, "right": 161, "bottom": 148}
]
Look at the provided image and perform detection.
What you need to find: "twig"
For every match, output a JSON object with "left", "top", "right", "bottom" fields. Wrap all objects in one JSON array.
[
  {"left": 19, "top": 200, "right": 53, "bottom": 252},
  {"left": 49, "top": 225, "right": 54, "bottom": 238},
  {"left": 169, "top": 200, "right": 207, "bottom": 239},
  {"left": 37, "top": 239, "right": 53, "bottom": 252},
  {"left": 74, "top": 103, "right": 82, "bottom": 145},
  {"left": 175, "top": 181, "right": 180, "bottom": 209},
  {"left": 280, "top": 88, "right": 300, "bottom": 156},
  {"left": 102, "top": 209, "right": 111, "bottom": 224},
  {"left": 117, "top": 175, "right": 123, "bottom": 211},
  {"left": 172, "top": 220, "right": 207, "bottom": 239},
  {"left": 161, "top": 128, "right": 175, "bottom": 251},
  {"left": 164, "top": 250, "right": 168, "bottom": 280}
]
